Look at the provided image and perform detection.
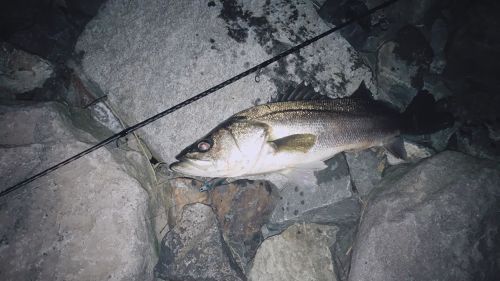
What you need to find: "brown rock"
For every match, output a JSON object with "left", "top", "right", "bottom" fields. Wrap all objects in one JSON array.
[
  {"left": 169, "top": 177, "right": 209, "bottom": 224},
  {"left": 154, "top": 203, "right": 245, "bottom": 281},
  {"left": 209, "top": 180, "right": 279, "bottom": 273}
]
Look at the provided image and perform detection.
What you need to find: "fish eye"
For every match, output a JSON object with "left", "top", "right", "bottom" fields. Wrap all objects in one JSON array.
[{"left": 197, "top": 140, "right": 212, "bottom": 152}]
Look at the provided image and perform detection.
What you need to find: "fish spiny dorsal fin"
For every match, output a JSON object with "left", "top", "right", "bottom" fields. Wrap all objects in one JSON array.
[
  {"left": 271, "top": 82, "right": 330, "bottom": 102},
  {"left": 346, "top": 81, "right": 401, "bottom": 115},
  {"left": 349, "top": 81, "right": 373, "bottom": 100}
]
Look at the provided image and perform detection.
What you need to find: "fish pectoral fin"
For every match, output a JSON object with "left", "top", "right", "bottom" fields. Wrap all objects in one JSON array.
[
  {"left": 280, "top": 168, "right": 318, "bottom": 188},
  {"left": 269, "top": 134, "right": 317, "bottom": 153},
  {"left": 384, "top": 137, "right": 407, "bottom": 160}
]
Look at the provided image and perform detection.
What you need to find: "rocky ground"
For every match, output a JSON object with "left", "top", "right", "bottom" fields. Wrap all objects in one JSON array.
[{"left": 1, "top": 0, "right": 499, "bottom": 281}]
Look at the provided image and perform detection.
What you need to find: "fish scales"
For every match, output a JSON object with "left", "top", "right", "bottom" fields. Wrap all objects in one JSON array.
[
  {"left": 170, "top": 98, "right": 404, "bottom": 179},
  {"left": 238, "top": 100, "right": 400, "bottom": 152}
]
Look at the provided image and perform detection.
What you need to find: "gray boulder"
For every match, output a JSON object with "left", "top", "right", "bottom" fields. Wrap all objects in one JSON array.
[
  {"left": 376, "top": 26, "right": 433, "bottom": 109},
  {"left": 268, "top": 154, "right": 360, "bottom": 230},
  {"left": 249, "top": 223, "right": 338, "bottom": 281},
  {"left": 0, "top": 42, "right": 53, "bottom": 96},
  {"left": 154, "top": 203, "right": 245, "bottom": 281},
  {"left": 344, "top": 149, "right": 384, "bottom": 197},
  {"left": 75, "top": 0, "right": 374, "bottom": 165},
  {"left": 348, "top": 151, "right": 500, "bottom": 281},
  {"left": 0, "top": 102, "right": 155, "bottom": 281}
]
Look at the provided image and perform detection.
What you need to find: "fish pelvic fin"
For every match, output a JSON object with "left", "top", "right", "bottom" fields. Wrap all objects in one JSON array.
[{"left": 269, "top": 134, "right": 317, "bottom": 153}]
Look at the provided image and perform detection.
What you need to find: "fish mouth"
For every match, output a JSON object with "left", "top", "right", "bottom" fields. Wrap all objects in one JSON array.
[
  {"left": 168, "top": 161, "right": 182, "bottom": 172},
  {"left": 169, "top": 158, "right": 211, "bottom": 176}
]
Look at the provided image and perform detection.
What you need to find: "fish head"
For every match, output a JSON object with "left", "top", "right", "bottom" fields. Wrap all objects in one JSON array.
[{"left": 169, "top": 118, "right": 268, "bottom": 178}]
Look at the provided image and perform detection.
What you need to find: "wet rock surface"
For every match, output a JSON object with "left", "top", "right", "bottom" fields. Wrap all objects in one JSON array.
[
  {"left": 344, "top": 149, "right": 384, "bottom": 197},
  {"left": 154, "top": 203, "right": 245, "bottom": 281},
  {"left": 249, "top": 223, "right": 338, "bottom": 281},
  {"left": 348, "top": 151, "right": 500, "bottom": 281},
  {"left": 0, "top": 42, "right": 54, "bottom": 96},
  {"left": 1, "top": 0, "right": 500, "bottom": 280},
  {"left": 0, "top": 0, "right": 105, "bottom": 62},
  {"left": 268, "top": 154, "right": 360, "bottom": 229},
  {"left": 75, "top": 0, "right": 374, "bottom": 165},
  {"left": 209, "top": 180, "right": 279, "bottom": 273},
  {"left": 168, "top": 177, "right": 210, "bottom": 225},
  {"left": 0, "top": 103, "right": 155, "bottom": 281},
  {"left": 376, "top": 26, "right": 433, "bottom": 109}
]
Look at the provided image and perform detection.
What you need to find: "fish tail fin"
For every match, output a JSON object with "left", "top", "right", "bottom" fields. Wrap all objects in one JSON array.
[{"left": 401, "top": 90, "right": 454, "bottom": 135}]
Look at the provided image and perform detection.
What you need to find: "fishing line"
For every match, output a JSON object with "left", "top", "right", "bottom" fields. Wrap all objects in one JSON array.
[{"left": 0, "top": 0, "right": 400, "bottom": 199}]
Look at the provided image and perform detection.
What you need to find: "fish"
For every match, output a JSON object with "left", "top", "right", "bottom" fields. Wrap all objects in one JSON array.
[{"left": 169, "top": 82, "right": 452, "bottom": 185}]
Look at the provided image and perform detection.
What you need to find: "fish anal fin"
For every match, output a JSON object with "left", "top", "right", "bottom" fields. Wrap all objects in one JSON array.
[
  {"left": 270, "top": 134, "right": 317, "bottom": 153},
  {"left": 293, "top": 161, "right": 328, "bottom": 171},
  {"left": 280, "top": 168, "right": 318, "bottom": 188},
  {"left": 384, "top": 137, "right": 407, "bottom": 160}
]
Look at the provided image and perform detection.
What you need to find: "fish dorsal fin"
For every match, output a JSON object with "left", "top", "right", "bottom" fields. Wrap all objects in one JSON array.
[
  {"left": 349, "top": 81, "right": 373, "bottom": 100},
  {"left": 272, "top": 82, "right": 330, "bottom": 102},
  {"left": 269, "top": 134, "right": 317, "bottom": 153}
]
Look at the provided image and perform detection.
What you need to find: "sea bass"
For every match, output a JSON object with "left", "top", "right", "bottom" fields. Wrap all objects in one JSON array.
[{"left": 169, "top": 83, "right": 450, "bottom": 181}]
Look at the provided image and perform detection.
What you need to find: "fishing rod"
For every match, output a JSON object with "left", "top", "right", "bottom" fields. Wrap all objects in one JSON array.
[{"left": 0, "top": 0, "right": 401, "bottom": 199}]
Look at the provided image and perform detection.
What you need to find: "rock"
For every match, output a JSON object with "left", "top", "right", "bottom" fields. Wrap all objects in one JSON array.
[
  {"left": 444, "top": 0, "right": 500, "bottom": 96},
  {"left": 330, "top": 224, "right": 358, "bottom": 281},
  {"left": 403, "top": 124, "right": 458, "bottom": 153},
  {"left": 155, "top": 203, "right": 245, "bottom": 281},
  {"left": 486, "top": 121, "right": 500, "bottom": 142},
  {"left": 75, "top": 0, "right": 374, "bottom": 165},
  {"left": 385, "top": 139, "right": 434, "bottom": 165},
  {"left": 0, "top": 102, "right": 155, "bottom": 281},
  {"left": 209, "top": 180, "right": 279, "bottom": 272},
  {"left": 376, "top": 26, "right": 433, "bottom": 109},
  {"left": 429, "top": 18, "right": 448, "bottom": 74},
  {"left": 318, "top": 0, "right": 440, "bottom": 53},
  {"left": 344, "top": 149, "right": 384, "bottom": 197},
  {"left": 63, "top": 60, "right": 126, "bottom": 133},
  {"left": 422, "top": 73, "right": 453, "bottom": 100},
  {"left": 318, "top": 0, "right": 372, "bottom": 51},
  {"left": 0, "top": 42, "right": 54, "bottom": 96},
  {"left": 348, "top": 151, "right": 500, "bottom": 281},
  {"left": 248, "top": 223, "right": 338, "bottom": 281},
  {"left": 168, "top": 177, "right": 209, "bottom": 224},
  {"left": 268, "top": 154, "right": 360, "bottom": 230},
  {"left": 451, "top": 125, "right": 500, "bottom": 162},
  {"left": 65, "top": 0, "right": 105, "bottom": 17},
  {"left": 2, "top": 0, "right": 104, "bottom": 62}
]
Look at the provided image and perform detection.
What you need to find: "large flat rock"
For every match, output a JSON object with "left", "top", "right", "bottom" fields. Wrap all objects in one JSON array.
[
  {"left": 348, "top": 151, "right": 500, "bottom": 281},
  {"left": 0, "top": 102, "right": 155, "bottom": 281},
  {"left": 268, "top": 154, "right": 360, "bottom": 229},
  {"left": 75, "top": 0, "right": 374, "bottom": 165},
  {"left": 249, "top": 223, "right": 338, "bottom": 281}
]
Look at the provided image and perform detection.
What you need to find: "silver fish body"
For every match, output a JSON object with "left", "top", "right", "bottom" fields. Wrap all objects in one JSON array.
[{"left": 170, "top": 98, "right": 402, "bottom": 178}]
